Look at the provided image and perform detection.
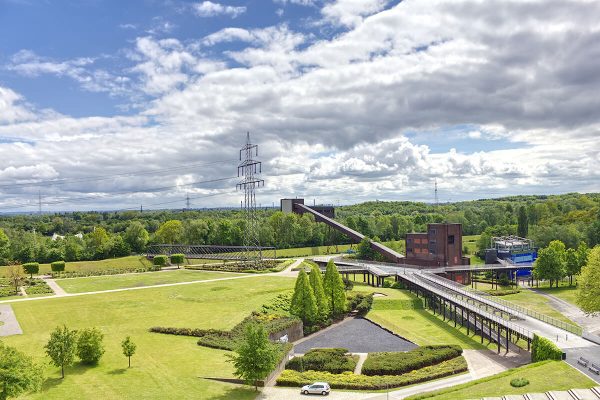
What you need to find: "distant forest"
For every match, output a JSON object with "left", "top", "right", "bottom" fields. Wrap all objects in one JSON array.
[{"left": 0, "top": 192, "right": 598, "bottom": 264}]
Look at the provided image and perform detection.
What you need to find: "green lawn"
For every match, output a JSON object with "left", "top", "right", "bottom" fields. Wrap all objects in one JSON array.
[
  {"left": 536, "top": 282, "right": 580, "bottom": 307},
  {"left": 351, "top": 284, "right": 487, "bottom": 350},
  {"left": 2, "top": 275, "right": 295, "bottom": 400},
  {"left": 55, "top": 270, "right": 244, "bottom": 293},
  {"left": 472, "top": 282, "right": 576, "bottom": 324},
  {"left": 0, "top": 256, "right": 153, "bottom": 277},
  {"left": 406, "top": 360, "right": 596, "bottom": 399}
]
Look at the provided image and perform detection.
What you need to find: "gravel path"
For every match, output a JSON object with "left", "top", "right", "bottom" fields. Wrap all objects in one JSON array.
[
  {"left": 294, "top": 318, "right": 417, "bottom": 354},
  {"left": 0, "top": 305, "right": 23, "bottom": 336}
]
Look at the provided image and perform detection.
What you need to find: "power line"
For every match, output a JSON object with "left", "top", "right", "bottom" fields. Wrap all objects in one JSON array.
[
  {"left": 0, "top": 176, "right": 237, "bottom": 211},
  {"left": 0, "top": 159, "right": 236, "bottom": 190}
]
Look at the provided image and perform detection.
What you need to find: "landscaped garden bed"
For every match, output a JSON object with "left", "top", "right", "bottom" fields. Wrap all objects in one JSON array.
[{"left": 285, "top": 348, "right": 358, "bottom": 374}]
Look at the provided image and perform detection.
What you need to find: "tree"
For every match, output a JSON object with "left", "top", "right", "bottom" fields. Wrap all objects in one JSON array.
[
  {"left": 290, "top": 269, "right": 318, "bottom": 326},
  {"left": 357, "top": 237, "right": 376, "bottom": 260},
  {"left": 308, "top": 264, "right": 329, "bottom": 322},
  {"left": 154, "top": 220, "right": 183, "bottom": 244},
  {"left": 533, "top": 240, "right": 566, "bottom": 288},
  {"left": 85, "top": 227, "right": 110, "bottom": 260},
  {"left": 0, "top": 342, "right": 43, "bottom": 400},
  {"left": 45, "top": 325, "right": 78, "bottom": 378},
  {"left": 0, "top": 228, "right": 11, "bottom": 265},
  {"left": 6, "top": 265, "right": 24, "bottom": 296},
  {"left": 108, "top": 235, "right": 130, "bottom": 258},
  {"left": 121, "top": 336, "right": 137, "bottom": 368},
  {"left": 577, "top": 246, "right": 600, "bottom": 314},
  {"left": 170, "top": 254, "right": 185, "bottom": 269},
  {"left": 64, "top": 235, "right": 83, "bottom": 262},
  {"left": 517, "top": 206, "right": 529, "bottom": 237},
  {"left": 565, "top": 242, "right": 589, "bottom": 286},
  {"left": 77, "top": 327, "right": 105, "bottom": 365},
  {"left": 152, "top": 255, "right": 168, "bottom": 269},
  {"left": 227, "top": 323, "right": 279, "bottom": 391},
  {"left": 50, "top": 261, "right": 66, "bottom": 272},
  {"left": 322, "top": 260, "right": 346, "bottom": 318},
  {"left": 22, "top": 262, "right": 39, "bottom": 279},
  {"left": 124, "top": 221, "right": 149, "bottom": 253}
]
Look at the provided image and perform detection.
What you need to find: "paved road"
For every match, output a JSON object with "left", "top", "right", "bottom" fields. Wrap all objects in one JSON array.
[{"left": 0, "top": 305, "right": 22, "bottom": 336}]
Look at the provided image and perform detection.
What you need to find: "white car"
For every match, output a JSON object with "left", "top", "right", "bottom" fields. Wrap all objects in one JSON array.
[{"left": 301, "top": 382, "right": 330, "bottom": 395}]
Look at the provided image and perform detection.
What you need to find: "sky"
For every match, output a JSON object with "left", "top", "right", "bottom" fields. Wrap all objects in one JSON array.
[{"left": 0, "top": 0, "right": 599, "bottom": 212}]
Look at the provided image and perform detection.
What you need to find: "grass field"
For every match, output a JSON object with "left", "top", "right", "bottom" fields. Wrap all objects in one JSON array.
[
  {"left": 351, "top": 284, "right": 488, "bottom": 350},
  {"left": 2, "top": 275, "right": 295, "bottom": 400},
  {"left": 406, "top": 360, "right": 596, "bottom": 399},
  {"left": 0, "top": 256, "right": 153, "bottom": 277},
  {"left": 535, "top": 282, "right": 580, "bottom": 306},
  {"left": 472, "top": 282, "right": 576, "bottom": 324},
  {"left": 55, "top": 270, "right": 244, "bottom": 294}
]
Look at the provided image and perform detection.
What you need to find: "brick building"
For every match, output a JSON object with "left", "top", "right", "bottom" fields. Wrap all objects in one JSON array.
[{"left": 405, "top": 223, "right": 469, "bottom": 267}]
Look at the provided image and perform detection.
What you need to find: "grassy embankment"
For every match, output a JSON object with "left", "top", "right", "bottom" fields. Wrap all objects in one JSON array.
[{"left": 2, "top": 275, "right": 295, "bottom": 400}]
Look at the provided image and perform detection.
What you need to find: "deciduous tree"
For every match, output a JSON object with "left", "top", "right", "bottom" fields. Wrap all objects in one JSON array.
[
  {"left": 533, "top": 240, "right": 566, "bottom": 288},
  {"left": 124, "top": 221, "right": 149, "bottom": 253},
  {"left": 170, "top": 254, "right": 185, "bottom": 269},
  {"left": 45, "top": 325, "right": 78, "bottom": 378},
  {"left": 6, "top": 265, "right": 24, "bottom": 296},
  {"left": 121, "top": 336, "right": 136, "bottom": 368},
  {"left": 323, "top": 260, "right": 346, "bottom": 318},
  {"left": 0, "top": 342, "right": 43, "bottom": 400},
  {"left": 227, "top": 323, "right": 279, "bottom": 391},
  {"left": 577, "top": 246, "right": 600, "bottom": 314},
  {"left": 77, "top": 327, "right": 105, "bottom": 365},
  {"left": 517, "top": 206, "right": 529, "bottom": 237},
  {"left": 155, "top": 220, "right": 183, "bottom": 244}
]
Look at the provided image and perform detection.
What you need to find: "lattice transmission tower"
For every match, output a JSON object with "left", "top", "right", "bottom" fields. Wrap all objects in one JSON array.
[{"left": 237, "top": 132, "right": 264, "bottom": 265}]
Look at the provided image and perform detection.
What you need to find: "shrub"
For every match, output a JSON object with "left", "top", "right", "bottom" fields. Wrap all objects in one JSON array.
[
  {"left": 170, "top": 254, "right": 185, "bottom": 268},
  {"left": 382, "top": 280, "right": 392, "bottom": 288},
  {"left": 362, "top": 345, "right": 463, "bottom": 376},
  {"left": 484, "top": 289, "right": 521, "bottom": 296},
  {"left": 286, "top": 348, "right": 357, "bottom": 374},
  {"left": 277, "top": 356, "right": 467, "bottom": 390},
  {"left": 347, "top": 292, "right": 374, "bottom": 314},
  {"left": 342, "top": 277, "right": 354, "bottom": 291},
  {"left": 391, "top": 281, "right": 404, "bottom": 289},
  {"left": 499, "top": 273, "right": 510, "bottom": 286},
  {"left": 22, "top": 262, "right": 40, "bottom": 277},
  {"left": 77, "top": 327, "right": 105, "bottom": 365},
  {"left": 152, "top": 255, "right": 168, "bottom": 268},
  {"left": 0, "top": 286, "right": 17, "bottom": 297},
  {"left": 50, "top": 261, "right": 66, "bottom": 272},
  {"left": 531, "top": 334, "right": 563, "bottom": 362},
  {"left": 510, "top": 377, "right": 529, "bottom": 387}
]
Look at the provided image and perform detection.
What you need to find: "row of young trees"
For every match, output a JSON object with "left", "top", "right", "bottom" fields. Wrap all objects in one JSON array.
[
  {"left": 290, "top": 261, "right": 347, "bottom": 328},
  {"left": 0, "top": 327, "right": 137, "bottom": 400}
]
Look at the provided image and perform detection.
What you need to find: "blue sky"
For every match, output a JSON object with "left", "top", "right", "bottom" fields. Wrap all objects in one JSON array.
[{"left": 0, "top": 0, "right": 598, "bottom": 211}]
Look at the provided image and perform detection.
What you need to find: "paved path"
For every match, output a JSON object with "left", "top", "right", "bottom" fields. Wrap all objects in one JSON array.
[
  {"left": 278, "top": 258, "right": 304, "bottom": 278},
  {"left": 354, "top": 353, "right": 367, "bottom": 375},
  {"left": 42, "top": 278, "right": 66, "bottom": 296},
  {"left": 529, "top": 288, "right": 600, "bottom": 335},
  {"left": 0, "top": 273, "right": 287, "bottom": 304},
  {"left": 0, "top": 305, "right": 23, "bottom": 336}
]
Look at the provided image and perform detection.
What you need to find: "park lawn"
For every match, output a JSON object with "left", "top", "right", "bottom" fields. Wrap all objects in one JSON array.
[
  {"left": 2, "top": 275, "right": 295, "bottom": 400},
  {"left": 473, "top": 282, "right": 576, "bottom": 325},
  {"left": 536, "top": 283, "right": 580, "bottom": 307},
  {"left": 352, "top": 284, "right": 487, "bottom": 350},
  {"left": 54, "top": 270, "right": 245, "bottom": 293},
  {"left": 0, "top": 256, "right": 153, "bottom": 277},
  {"left": 406, "top": 360, "right": 596, "bottom": 399}
]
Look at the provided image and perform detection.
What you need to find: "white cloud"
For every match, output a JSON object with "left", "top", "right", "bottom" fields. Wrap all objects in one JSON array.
[
  {"left": 321, "top": 0, "right": 389, "bottom": 27},
  {"left": 193, "top": 1, "right": 247, "bottom": 18}
]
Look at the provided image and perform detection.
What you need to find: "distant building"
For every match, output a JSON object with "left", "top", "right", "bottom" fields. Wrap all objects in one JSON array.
[
  {"left": 51, "top": 232, "right": 84, "bottom": 241},
  {"left": 405, "top": 223, "right": 469, "bottom": 267},
  {"left": 485, "top": 235, "right": 537, "bottom": 265}
]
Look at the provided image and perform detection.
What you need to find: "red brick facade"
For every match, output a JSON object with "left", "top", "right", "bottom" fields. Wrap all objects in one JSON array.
[{"left": 405, "top": 223, "right": 468, "bottom": 267}]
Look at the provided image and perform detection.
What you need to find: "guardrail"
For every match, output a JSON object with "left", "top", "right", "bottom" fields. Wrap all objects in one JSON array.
[
  {"left": 400, "top": 271, "right": 533, "bottom": 339},
  {"left": 421, "top": 272, "right": 583, "bottom": 336}
]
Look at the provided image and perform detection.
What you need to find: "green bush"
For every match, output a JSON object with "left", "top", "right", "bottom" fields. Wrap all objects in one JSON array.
[
  {"left": 510, "top": 377, "right": 529, "bottom": 387},
  {"left": 286, "top": 348, "right": 357, "bottom": 374},
  {"left": 531, "top": 334, "right": 563, "bottom": 362},
  {"left": 50, "top": 261, "right": 66, "bottom": 272},
  {"left": 77, "top": 327, "right": 105, "bottom": 364},
  {"left": 170, "top": 254, "right": 185, "bottom": 268},
  {"left": 347, "top": 292, "right": 374, "bottom": 314},
  {"left": 152, "top": 255, "right": 168, "bottom": 268},
  {"left": 362, "top": 345, "right": 463, "bottom": 376},
  {"left": 0, "top": 286, "right": 17, "bottom": 297},
  {"left": 382, "top": 280, "right": 392, "bottom": 288},
  {"left": 343, "top": 277, "right": 354, "bottom": 291},
  {"left": 391, "top": 281, "right": 404, "bottom": 289},
  {"left": 22, "top": 262, "right": 39, "bottom": 277},
  {"left": 484, "top": 289, "right": 521, "bottom": 296},
  {"left": 277, "top": 357, "right": 467, "bottom": 390}
]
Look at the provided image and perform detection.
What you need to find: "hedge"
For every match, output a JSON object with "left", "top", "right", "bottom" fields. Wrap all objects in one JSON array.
[
  {"left": 484, "top": 289, "right": 521, "bottom": 296},
  {"left": 150, "top": 311, "right": 301, "bottom": 351},
  {"left": 152, "top": 255, "right": 168, "bottom": 267},
  {"left": 286, "top": 348, "right": 357, "bottom": 374},
  {"left": 50, "top": 261, "right": 66, "bottom": 272},
  {"left": 277, "top": 356, "right": 467, "bottom": 390},
  {"left": 531, "top": 334, "right": 563, "bottom": 362},
  {"left": 361, "top": 345, "right": 463, "bottom": 376}
]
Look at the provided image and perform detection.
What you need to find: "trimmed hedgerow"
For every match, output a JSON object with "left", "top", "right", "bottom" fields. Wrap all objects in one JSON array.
[
  {"left": 277, "top": 356, "right": 468, "bottom": 390},
  {"left": 362, "top": 345, "right": 463, "bottom": 376},
  {"left": 50, "top": 260, "right": 66, "bottom": 272},
  {"left": 531, "top": 334, "right": 563, "bottom": 362},
  {"left": 286, "top": 348, "right": 357, "bottom": 374},
  {"left": 152, "top": 255, "right": 168, "bottom": 268},
  {"left": 150, "top": 311, "right": 301, "bottom": 351}
]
